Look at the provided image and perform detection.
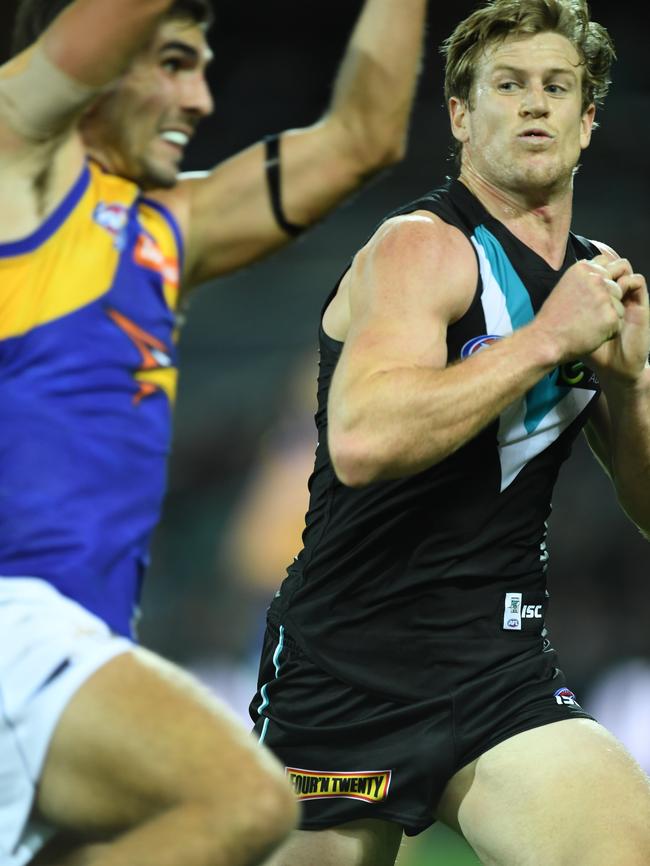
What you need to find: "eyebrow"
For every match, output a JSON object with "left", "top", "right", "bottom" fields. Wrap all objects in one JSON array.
[
  {"left": 159, "top": 41, "right": 214, "bottom": 65},
  {"left": 491, "top": 64, "right": 578, "bottom": 79}
]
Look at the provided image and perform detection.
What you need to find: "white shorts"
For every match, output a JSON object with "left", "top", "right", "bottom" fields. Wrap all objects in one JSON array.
[{"left": 0, "top": 578, "right": 133, "bottom": 866}]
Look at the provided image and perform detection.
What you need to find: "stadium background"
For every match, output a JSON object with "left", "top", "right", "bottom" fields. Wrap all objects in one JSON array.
[{"left": 1, "top": 2, "right": 648, "bottom": 863}]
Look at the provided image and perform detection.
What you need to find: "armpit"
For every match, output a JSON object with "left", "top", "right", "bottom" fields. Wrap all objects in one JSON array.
[{"left": 0, "top": 44, "right": 97, "bottom": 142}]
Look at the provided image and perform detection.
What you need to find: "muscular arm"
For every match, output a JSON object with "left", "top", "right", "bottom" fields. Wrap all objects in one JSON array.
[
  {"left": 327, "top": 218, "right": 626, "bottom": 488},
  {"left": 173, "top": 0, "right": 428, "bottom": 288}
]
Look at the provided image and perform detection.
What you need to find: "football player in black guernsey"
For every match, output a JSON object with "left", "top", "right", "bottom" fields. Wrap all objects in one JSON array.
[{"left": 250, "top": 1, "right": 650, "bottom": 864}]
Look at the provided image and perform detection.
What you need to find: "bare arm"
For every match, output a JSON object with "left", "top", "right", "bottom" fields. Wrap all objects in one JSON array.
[
  {"left": 584, "top": 256, "right": 650, "bottom": 538},
  {"left": 0, "top": 0, "right": 178, "bottom": 141},
  {"left": 172, "top": 0, "right": 429, "bottom": 288},
  {"left": 328, "top": 218, "right": 627, "bottom": 488}
]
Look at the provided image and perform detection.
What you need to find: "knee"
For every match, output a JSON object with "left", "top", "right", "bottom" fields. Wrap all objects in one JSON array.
[
  {"left": 202, "top": 751, "right": 298, "bottom": 855},
  {"left": 245, "top": 768, "right": 299, "bottom": 848}
]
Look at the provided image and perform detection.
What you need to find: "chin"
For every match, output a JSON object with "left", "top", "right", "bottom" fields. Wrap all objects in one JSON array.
[{"left": 136, "top": 157, "right": 181, "bottom": 191}]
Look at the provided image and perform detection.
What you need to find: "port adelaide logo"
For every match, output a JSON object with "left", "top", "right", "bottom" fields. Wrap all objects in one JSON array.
[{"left": 286, "top": 768, "right": 392, "bottom": 803}]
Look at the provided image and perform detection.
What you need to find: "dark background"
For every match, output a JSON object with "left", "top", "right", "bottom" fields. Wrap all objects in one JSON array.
[{"left": 1, "top": 2, "right": 648, "bottom": 712}]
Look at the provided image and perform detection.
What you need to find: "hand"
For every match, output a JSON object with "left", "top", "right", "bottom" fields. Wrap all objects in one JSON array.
[
  {"left": 587, "top": 256, "right": 650, "bottom": 386},
  {"left": 533, "top": 255, "right": 625, "bottom": 363}
]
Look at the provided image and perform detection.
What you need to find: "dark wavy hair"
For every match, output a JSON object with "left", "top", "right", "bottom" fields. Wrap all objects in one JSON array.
[{"left": 12, "top": 0, "right": 213, "bottom": 56}]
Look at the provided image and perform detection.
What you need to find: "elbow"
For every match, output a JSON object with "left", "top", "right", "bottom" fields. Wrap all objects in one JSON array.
[
  {"left": 371, "top": 134, "right": 408, "bottom": 170},
  {"left": 356, "top": 131, "right": 407, "bottom": 175},
  {"left": 330, "top": 114, "right": 409, "bottom": 178},
  {"left": 329, "top": 430, "right": 387, "bottom": 488}
]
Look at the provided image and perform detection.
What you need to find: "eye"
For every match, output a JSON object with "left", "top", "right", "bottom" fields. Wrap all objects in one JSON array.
[
  {"left": 161, "top": 57, "right": 184, "bottom": 74},
  {"left": 497, "top": 81, "right": 520, "bottom": 92},
  {"left": 545, "top": 83, "right": 568, "bottom": 95}
]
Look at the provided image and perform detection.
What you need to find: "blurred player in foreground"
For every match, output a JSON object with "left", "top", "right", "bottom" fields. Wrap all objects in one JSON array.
[
  {"left": 0, "top": 0, "right": 429, "bottom": 863},
  {"left": 250, "top": 0, "right": 650, "bottom": 864}
]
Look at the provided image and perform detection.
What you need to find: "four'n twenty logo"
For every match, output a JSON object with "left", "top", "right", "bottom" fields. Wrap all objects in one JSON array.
[
  {"left": 286, "top": 768, "right": 392, "bottom": 804},
  {"left": 107, "top": 308, "right": 176, "bottom": 404}
]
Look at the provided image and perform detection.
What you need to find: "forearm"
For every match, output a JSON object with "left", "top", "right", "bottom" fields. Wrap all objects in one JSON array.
[
  {"left": 602, "top": 369, "right": 650, "bottom": 537},
  {"left": 0, "top": 0, "right": 176, "bottom": 141},
  {"left": 330, "top": 324, "right": 558, "bottom": 486},
  {"left": 327, "top": 0, "right": 428, "bottom": 168},
  {"left": 44, "top": 0, "right": 176, "bottom": 87}
]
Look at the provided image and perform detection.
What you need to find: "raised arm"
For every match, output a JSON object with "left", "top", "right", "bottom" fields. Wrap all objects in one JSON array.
[
  {"left": 327, "top": 217, "right": 627, "bottom": 488},
  {"left": 1, "top": 0, "right": 178, "bottom": 142},
  {"left": 172, "top": 0, "right": 429, "bottom": 288}
]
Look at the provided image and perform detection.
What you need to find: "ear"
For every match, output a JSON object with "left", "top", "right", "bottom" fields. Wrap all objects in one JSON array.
[
  {"left": 449, "top": 96, "right": 470, "bottom": 144},
  {"left": 580, "top": 102, "right": 596, "bottom": 150}
]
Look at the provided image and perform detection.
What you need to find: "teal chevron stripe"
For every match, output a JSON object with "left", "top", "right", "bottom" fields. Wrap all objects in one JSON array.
[{"left": 474, "top": 225, "right": 568, "bottom": 433}]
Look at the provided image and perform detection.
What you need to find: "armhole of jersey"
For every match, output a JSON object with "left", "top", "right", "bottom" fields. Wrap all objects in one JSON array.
[
  {"left": 139, "top": 196, "right": 185, "bottom": 276},
  {"left": 0, "top": 161, "right": 90, "bottom": 258}
]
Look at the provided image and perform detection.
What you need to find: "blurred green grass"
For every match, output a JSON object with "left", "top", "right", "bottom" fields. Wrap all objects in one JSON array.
[{"left": 400, "top": 823, "right": 482, "bottom": 866}]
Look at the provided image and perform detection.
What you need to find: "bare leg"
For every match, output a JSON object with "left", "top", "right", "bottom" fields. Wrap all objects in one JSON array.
[
  {"left": 34, "top": 648, "right": 298, "bottom": 866},
  {"left": 262, "top": 818, "right": 403, "bottom": 866},
  {"left": 437, "top": 719, "right": 650, "bottom": 866}
]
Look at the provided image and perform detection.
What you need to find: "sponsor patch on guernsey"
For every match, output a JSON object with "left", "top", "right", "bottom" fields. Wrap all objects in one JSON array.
[{"left": 286, "top": 768, "right": 392, "bottom": 803}]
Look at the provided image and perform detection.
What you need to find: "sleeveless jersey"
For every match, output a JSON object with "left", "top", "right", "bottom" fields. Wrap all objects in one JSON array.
[
  {"left": 271, "top": 179, "right": 601, "bottom": 699},
  {"left": 0, "top": 160, "right": 181, "bottom": 637}
]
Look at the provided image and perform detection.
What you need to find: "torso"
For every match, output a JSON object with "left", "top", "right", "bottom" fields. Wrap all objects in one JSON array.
[
  {"left": 0, "top": 160, "right": 182, "bottom": 637},
  {"left": 271, "top": 179, "right": 602, "bottom": 700}
]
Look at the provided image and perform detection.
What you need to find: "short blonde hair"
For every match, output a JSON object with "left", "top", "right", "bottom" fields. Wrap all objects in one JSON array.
[{"left": 441, "top": 0, "right": 615, "bottom": 113}]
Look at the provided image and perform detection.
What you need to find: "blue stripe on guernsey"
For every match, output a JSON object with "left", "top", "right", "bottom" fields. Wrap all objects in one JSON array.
[
  {"left": 473, "top": 225, "right": 569, "bottom": 435},
  {"left": 0, "top": 163, "right": 91, "bottom": 257},
  {"left": 258, "top": 625, "right": 285, "bottom": 745},
  {"left": 140, "top": 197, "right": 186, "bottom": 274},
  {"left": 471, "top": 225, "right": 594, "bottom": 491}
]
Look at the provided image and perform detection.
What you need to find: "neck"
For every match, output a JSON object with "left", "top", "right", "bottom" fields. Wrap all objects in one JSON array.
[{"left": 458, "top": 159, "right": 574, "bottom": 270}]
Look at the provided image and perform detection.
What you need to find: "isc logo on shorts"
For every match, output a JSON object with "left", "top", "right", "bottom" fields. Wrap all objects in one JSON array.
[{"left": 285, "top": 768, "right": 392, "bottom": 803}]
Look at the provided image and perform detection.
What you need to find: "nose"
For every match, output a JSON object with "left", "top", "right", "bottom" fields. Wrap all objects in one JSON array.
[
  {"left": 519, "top": 84, "right": 549, "bottom": 118},
  {"left": 183, "top": 73, "right": 214, "bottom": 119}
]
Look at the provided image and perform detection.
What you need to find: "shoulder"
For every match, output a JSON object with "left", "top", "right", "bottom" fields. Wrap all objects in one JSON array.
[
  {"left": 350, "top": 209, "right": 478, "bottom": 320},
  {"left": 145, "top": 186, "right": 191, "bottom": 236}
]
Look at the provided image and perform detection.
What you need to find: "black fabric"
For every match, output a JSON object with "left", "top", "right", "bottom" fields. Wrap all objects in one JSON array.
[
  {"left": 264, "top": 134, "right": 305, "bottom": 237},
  {"left": 270, "top": 179, "right": 601, "bottom": 701},
  {"left": 251, "top": 618, "right": 594, "bottom": 836}
]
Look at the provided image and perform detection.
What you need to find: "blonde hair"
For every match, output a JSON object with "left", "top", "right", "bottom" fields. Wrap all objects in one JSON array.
[{"left": 441, "top": 0, "right": 615, "bottom": 113}]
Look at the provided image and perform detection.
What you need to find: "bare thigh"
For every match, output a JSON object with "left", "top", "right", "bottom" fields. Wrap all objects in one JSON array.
[
  {"left": 262, "top": 819, "right": 403, "bottom": 866},
  {"left": 37, "top": 647, "right": 293, "bottom": 836},
  {"left": 437, "top": 718, "right": 650, "bottom": 866}
]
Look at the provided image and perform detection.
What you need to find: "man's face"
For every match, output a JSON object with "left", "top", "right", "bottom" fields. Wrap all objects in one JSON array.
[
  {"left": 450, "top": 32, "right": 596, "bottom": 198},
  {"left": 82, "top": 17, "right": 214, "bottom": 190}
]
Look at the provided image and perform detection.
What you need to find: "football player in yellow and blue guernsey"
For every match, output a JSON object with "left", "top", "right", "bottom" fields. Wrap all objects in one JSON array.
[{"left": 0, "top": 1, "right": 430, "bottom": 864}]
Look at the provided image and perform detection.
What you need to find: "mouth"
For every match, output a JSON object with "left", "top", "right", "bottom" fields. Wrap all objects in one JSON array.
[
  {"left": 517, "top": 129, "right": 553, "bottom": 143},
  {"left": 159, "top": 129, "right": 192, "bottom": 151}
]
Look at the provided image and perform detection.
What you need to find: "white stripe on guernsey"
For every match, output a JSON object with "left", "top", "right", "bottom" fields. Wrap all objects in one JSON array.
[
  {"left": 258, "top": 624, "right": 285, "bottom": 745},
  {"left": 472, "top": 236, "right": 593, "bottom": 492}
]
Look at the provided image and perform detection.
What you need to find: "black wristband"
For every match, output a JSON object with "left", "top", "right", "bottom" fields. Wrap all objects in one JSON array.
[{"left": 264, "top": 134, "right": 306, "bottom": 237}]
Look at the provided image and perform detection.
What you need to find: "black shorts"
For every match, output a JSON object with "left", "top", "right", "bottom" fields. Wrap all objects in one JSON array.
[{"left": 250, "top": 619, "right": 594, "bottom": 836}]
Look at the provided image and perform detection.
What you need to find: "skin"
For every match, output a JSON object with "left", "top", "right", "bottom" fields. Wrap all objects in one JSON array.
[
  {"left": 0, "top": 1, "right": 430, "bottom": 863},
  {"left": 81, "top": 17, "right": 214, "bottom": 191},
  {"left": 269, "top": 29, "right": 650, "bottom": 866}
]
